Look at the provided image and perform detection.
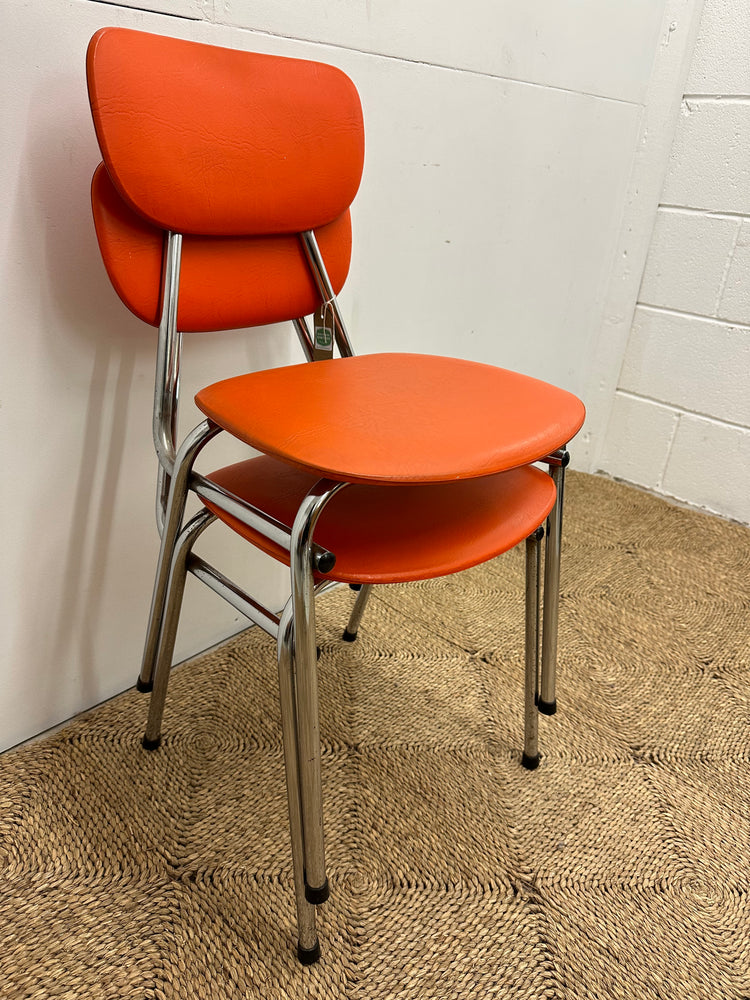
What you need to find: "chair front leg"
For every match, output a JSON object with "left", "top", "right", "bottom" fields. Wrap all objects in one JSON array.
[
  {"left": 277, "top": 600, "right": 320, "bottom": 964},
  {"left": 540, "top": 448, "right": 569, "bottom": 715},
  {"left": 289, "top": 480, "right": 345, "bottom": 906}
]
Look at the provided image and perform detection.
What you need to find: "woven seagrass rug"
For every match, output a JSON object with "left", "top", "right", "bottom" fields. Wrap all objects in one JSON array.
[{"left": 1, "top": 472, "right": 749, "bottom": 999}]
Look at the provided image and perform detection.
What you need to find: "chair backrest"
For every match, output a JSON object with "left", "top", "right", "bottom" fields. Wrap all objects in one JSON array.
[
  {"left": 91, "top": 163, "right": 353, "bottom": 331},
  {"left": 87, "top": 28, "right": 364, "bottom": 331},
  {"left": 86, "top": 27, "right": 365, "bottom": 236}
]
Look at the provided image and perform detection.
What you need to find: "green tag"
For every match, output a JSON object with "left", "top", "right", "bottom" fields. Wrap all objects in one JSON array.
[
  {"left": 313, "top": 304, "right": 335, "bottom": 360},
  {"left": 314, "top": 325, "right": 333, "bottom": 350}
]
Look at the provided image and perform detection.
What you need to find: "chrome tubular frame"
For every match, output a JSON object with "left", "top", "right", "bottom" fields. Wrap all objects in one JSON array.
[
  {"left": 277, "top": 599, "right": 320, "bottom": 961},
  {"left": 143, "top": 506, "right": 216, "bottom": 747},
  {"left": 293, "top": 316, "right": 315, "bottom": 362},
  {"left": 289, "top": 478, "right": 348, "bottom": 903},
  {"left": 139, "top": 220, "right": 362, "bottom": 961},
  {"left": 192, "top": 474, "right": 336, "bottom": 575},
  {"left": 188, "top": 556, "right": 281, "bottom": 637},
  {"left": 522, "top": 526, "right": 544, "bottom": 770},
  {"left": 543, "top": 448, "right": 567, "bottom": 469},
  {"left": 154, "top": 231, "right": 184, "bottom": 535},
  {"left": 137, "top": 209, "right": 569, "bottom": 963},
  {"left": 343, "top": 583, "right": 373, "bottom": 642},
  {"left": 138, "top": 420, "right": 222, "bottom": 691},
  {"left": 300, "top": 230, "right": 355, "bottom": 358},
  {"left": 540, "top": 446, "right": 569, "bottom": 715},
  {"left": 140, "top": 416, "right": 341, "bottom": 695}
]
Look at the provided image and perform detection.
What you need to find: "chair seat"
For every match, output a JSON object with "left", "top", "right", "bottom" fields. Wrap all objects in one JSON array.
[
  {"left": 203, "top": 455, "right": 556, "bottom": 584},
  {"left": 196, "top": 353, "right": 585, "bottom": 485}
]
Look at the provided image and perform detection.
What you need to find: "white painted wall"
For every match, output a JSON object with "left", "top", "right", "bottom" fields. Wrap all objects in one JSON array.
[
  {"left": 1, "top": 0, "right": 698, "bottom": 749},
  {"left": 598, "top": 0, "right": 750, "bottom": 524}
]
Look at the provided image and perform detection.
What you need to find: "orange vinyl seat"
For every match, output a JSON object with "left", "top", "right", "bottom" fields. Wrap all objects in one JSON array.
[
  {"left": 87, "top": 25, "right": 584, "bottom": 966},
  {"left": 195, "top": 352, "right": 581, "bottom": 484},
  {"left": 204, "top": 455, "right": 557, "bottom": 584}
]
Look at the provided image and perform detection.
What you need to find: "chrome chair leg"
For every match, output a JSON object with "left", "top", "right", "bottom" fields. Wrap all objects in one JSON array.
[
  {"left": 137, "top": 421, "right": 220, "bottom": 692},
  {"left": 540, "top": 449, "right": 569, "bottom": 715},
  {"left": 522, "top": 526, "right": 543, "bottom": 769},
  {"left": 143, "top": 508, "right": 216, "bottom": 749},
  {"left": 289, "top": 481, "right": 345, "bottom": 905},
  {"left": 342, "top": 583, "right": 373, "bottom": 642},
  {"left": 277, "top": 600, "right": 320, "bottom": 964}
]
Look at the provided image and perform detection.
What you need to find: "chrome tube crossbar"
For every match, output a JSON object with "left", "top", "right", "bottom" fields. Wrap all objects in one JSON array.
[
  {"left": 313, "top": 579, "right": 342, "bottom": 599},
  {"left": 188, "top": 555, "right": 280, "bottom": 638},
  {"left": 193, "top": 474, "right": 295, "bottom": 551},
  {"left": 192, "top": 473, "right": 337, "bottom": 574}
]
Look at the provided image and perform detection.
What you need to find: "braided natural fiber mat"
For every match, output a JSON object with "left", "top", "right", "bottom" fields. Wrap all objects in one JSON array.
[{"left": 2, "top": 472, "right": 749, "bottom": 999}]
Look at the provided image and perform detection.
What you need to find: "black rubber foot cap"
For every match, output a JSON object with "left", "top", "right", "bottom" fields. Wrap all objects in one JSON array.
[
  {"left": 135, "top": 677, "right": 153, "bottom": 693},
  {"left": 305, "top": 877, "right": 330, "bottom": 905},
  {"left": 142, "top": 735, "right": 162, "bottom": 751},
  {"left": 297, "top": 940, "right": 321, "bottom": 965},
  {"left": 522, "top": 752, "right": 541, "bottom": 771},
  {"left": 537, "top": 698, "right": 557, "bottom": 716},
  {"left": 342, "top": 629, "right": 358, "bottom": 643}
]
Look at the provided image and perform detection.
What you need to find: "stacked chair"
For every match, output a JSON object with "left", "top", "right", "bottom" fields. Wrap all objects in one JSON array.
[{"left": 86, "top": 26, "right": 585, "bottom": 964}]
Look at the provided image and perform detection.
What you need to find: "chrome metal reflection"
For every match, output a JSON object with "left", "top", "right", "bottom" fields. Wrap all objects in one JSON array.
[
  {"left": 289, "top": 479, "right": 348, "bottom": 896},
  {"left": 540, "top": 453, "right": 567, "bottom": 710},
  {"left": 345, "top": 583, "right": 373, "bottom": 638},
  {"left": 144, "top": 507, "right": 215, "bottom": 745},
  {"left": 277, "top": 599, "right": 319, "bottom": 953},
  {"left": 192, "top": 474, "right": 336, "bottom": 572},
  {"left": 153, "top": 231, "right": 183, "bottom": 475},
  {"left": 138, "top": 420, "right": 221, "bottom": 690},
  {"left": 542, "top": 447, "right": 567, "bottom": 467},
  {"left": 523, "top": 529, "right": 542, "bottom": 766},
  {"left": 188, "top": 555, "right": 280, "bottom": 638},
  {"left": 300, "top": 230, "right": 355, "bottom": 358},
  {"left": 293, "top": 317, "right": 315, "bottom": 361}
]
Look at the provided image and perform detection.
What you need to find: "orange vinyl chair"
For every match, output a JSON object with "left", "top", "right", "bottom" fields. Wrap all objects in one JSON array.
[{"left": 87, "top": 26, "right": 585, "bottom": 964}]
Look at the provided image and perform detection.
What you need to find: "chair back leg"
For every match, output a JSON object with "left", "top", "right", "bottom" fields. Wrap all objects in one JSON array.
[
  {"left": 138, "top": 421, "right": 220, "bottom": 690},
  {"left": 143, "top": 508, "right": 215, "bottom": 749},
  {"left": 522, "top": 526, "right": 544, "bottom": 770},
  {"left": 540, "top": 449, "right": 569, "bottom": 715},
  {"left": 342, "top": 583, "right": 373, "bottom": 642}
]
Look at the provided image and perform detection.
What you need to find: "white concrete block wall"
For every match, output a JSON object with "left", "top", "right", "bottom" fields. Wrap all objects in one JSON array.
[
  {"left": 599, "top": 0, "right": 750, "bottom": 524},
  {"left": 619, "top": 309, "right": 750, "bottom": 425},
  {"left": 684, "top": 0, "right": 750, "bottom": 94},
  {"left": 637, "top": 210, "right": 739, "bottom": 315}
]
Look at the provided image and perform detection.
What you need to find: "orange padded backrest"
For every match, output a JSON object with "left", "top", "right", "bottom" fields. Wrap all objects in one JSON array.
[
  {"left": 87, "top": 28, "right": 365, "bottom": 236},
  {"left": 91, "top": 164, "right": 353, "bottom": 331}
]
